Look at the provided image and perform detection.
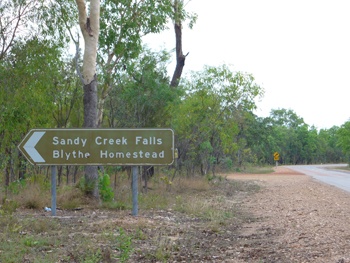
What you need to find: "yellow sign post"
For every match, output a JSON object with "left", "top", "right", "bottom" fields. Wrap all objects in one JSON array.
[{"left": 273, "top": 152, "right": 279, "bottom": 167}]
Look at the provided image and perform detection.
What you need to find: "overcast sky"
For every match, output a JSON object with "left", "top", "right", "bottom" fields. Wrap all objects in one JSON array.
[{"left": 143, "top": 0, "right": 350, "bottom": 129}]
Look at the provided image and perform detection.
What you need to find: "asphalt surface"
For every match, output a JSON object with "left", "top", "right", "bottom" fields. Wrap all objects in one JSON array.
[{"left": 287, "top": 164, "right": 350, "bottom": 193}]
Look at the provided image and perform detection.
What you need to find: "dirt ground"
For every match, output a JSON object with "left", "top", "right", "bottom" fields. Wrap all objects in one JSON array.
[
  {"left": 5, "top": 167, "right": 350, "bottom": 262},
  {"left": 227, "top": 166, "right": 350, "bottom": 262}
]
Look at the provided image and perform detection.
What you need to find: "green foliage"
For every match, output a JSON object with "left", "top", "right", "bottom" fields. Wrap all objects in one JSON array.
[
  {"left": 79, "top": 249, "right": 102, "bottom": 263},
  {"left": 105, "top": 47, "right": 182, "bottom": 128},
  {"left": 7, "top": 179, "right": 26, "bottom": 195},
  {"left": 115, "top": 228, "right": 134, "bottom": 262},
  {"left": 337, "top": 122, "right": 350, "bottom": 163},
  {"left": 22, "top": 236, "right": 39, "bottom": 247},
  {"left": 1, "top": 197, "right": 19, "bottom": 214},
  {"left": 102, "top": 201, "right": 130, "bottom": 210},
  {"left": 269, "top": 108, "right": 305, "bottom": 128},
  {"left": 78, "top": 176, "right": 94, "bottom": 193},
  {"left": 171, "top": 64, "right": 264, "bottom": 173},
  {"left": 79, "top": 173, "right": 114, "bottom": 201},
  {"left": 98, "top": 173, "right": 114, "bottom": 202}
]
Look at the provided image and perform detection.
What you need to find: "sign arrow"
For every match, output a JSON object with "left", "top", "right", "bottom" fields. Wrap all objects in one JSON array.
[{"left": 22, "top": 132, "right": 46, "bottom": 163}]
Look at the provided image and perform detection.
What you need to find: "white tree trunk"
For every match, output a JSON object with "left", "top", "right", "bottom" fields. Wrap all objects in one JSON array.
[
  {"left": 76, "top": 0, "right": 100, "bottom": 84},
  {"left": 76, "top": 0, "right": 100, "bottom": 201}
]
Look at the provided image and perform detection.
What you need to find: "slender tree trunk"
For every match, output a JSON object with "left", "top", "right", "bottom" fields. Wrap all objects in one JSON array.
[
  {"left": 200, "top": 164, "right": 204, "bottom": 176},
  {"left": 73, "top": 166, "right": 79, "bottom": 184},
  {"left": 76, "top": 0, "right": 100, "bottom": 201},
  {"left": 114, "top": 169, "right": 117, "bottom": 189},
  {"left": 144, "top": 166, "right": 148, "bottom": 193},
  {"left": 58, "top": 166, "right": 63, "bottom": 186},
  {"left": 18, "top": 151, "right": 26, "bottom": 180},
  {"left": 170, "top": 1, "right": 187, "bottom": 88},
  {"left": 66, "top": 166, "right": 70, "bottom": 185},
  {"left": 5, "top": 158, "right": 11, "bottom": 188},
  {"left": 46, "top": 166, "right": 50, "bottom": 182}
]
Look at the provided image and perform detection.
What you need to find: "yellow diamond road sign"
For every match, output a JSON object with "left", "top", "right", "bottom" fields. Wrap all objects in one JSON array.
[
  {"left": 18, "top": 128, "right": 174, "bottom": 166},
  {"left": 274, "top": 152, "right": 279, "bottom": 157}
]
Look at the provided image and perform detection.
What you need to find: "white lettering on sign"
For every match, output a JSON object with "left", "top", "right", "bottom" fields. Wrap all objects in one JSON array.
[
  {"left": 95, "top": 136, "right": 128, "bottom": 145},
  {"left": 52, "top": 137, "right": 87, "bottom": 147},
  {"left": 135, "top": 136, "right": 162, "bottom": 145},
  {"left": 100, "top": 150, "right": 164, "bottom": 159},
  {"left": 53, "top": 150, "right": 90, "bottom": 160}
]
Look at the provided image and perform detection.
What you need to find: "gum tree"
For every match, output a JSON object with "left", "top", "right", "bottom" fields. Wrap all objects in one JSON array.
[{"left": 75, "top": 0, "right": 100, "bottom": 199}]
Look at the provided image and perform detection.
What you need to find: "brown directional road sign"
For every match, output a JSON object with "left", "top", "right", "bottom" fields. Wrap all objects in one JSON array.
[{"left": 18, "top": 129, "right": 174, "bottom": 166}]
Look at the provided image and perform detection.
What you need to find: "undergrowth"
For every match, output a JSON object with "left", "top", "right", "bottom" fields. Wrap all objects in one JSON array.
[{"left": 0, "top": 168, "right": 261, "bottom": 262}]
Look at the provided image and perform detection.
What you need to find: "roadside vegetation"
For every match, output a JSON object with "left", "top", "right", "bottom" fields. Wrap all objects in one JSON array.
[
  {"left": 324, "top": 166, "right": 350, "bottom": 171},
  {"left": 0, "top": 167, "right": 261, "bottom": 262}
]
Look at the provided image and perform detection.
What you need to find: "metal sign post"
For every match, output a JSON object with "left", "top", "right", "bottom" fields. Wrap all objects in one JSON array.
[
  {"left": 132, "top": 166, "right": 138, "bottom": 216},
  {"left": 51, "top": 166, "right": 56, "bottom": 216}
]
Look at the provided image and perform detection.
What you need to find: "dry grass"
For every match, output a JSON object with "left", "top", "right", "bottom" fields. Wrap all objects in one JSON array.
[
  {"left": 0, "top": 169, "right": 264, "bottom": 262},
  {"left": 240, "top": 166, "right": 275, "bottom": 174},
  {"left": 13, "top": 184, "right": 49, "bottom": 209},
  {"left": 57, "top": 186, "right": 84, "bottom": 209}
]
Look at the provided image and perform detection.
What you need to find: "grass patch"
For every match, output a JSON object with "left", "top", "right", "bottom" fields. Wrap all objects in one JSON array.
[
  {"left": 243, "top": 166, "right": 274, "bottom": 174},
  {"left": 324, "top": 166, "right": 350, "bottom": 171}
]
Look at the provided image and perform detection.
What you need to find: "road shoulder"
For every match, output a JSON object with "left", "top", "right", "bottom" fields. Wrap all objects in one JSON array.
[{"left": 227, "top": 168, "right": 350, "bottom": 262}]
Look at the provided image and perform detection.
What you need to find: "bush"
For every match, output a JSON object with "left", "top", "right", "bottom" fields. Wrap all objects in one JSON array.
[
  {"left": 98, "top": 173, "right": 114, "bottom": 202},
  {"left": 78, "top": 174, "right": 114, "bottom": 202}
]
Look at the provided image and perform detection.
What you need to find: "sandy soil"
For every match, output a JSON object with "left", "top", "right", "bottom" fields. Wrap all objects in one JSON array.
[{"left": 226, "top": 166, "right": 350, "bottom": 262}]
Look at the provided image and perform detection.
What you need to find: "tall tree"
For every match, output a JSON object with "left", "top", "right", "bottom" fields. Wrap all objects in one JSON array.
[
  {"left": 75, "top": 0, "right": 100, "bottom": 200},
  {"left": 171, "top": 64, "right": 264, "bottom": 175}
]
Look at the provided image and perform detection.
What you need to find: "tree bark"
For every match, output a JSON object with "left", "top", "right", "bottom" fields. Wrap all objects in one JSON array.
[
  {"left": 82, "top": 75, "right": 99, "bottom": 199},
  {"left": 5, "top": 158, "right": 10, "bottom": 188},
  {"left": 170, "top": 1, "right": 187, "bottom": 88},
  {"left": 76, "top": 0, "right": 100, "bottom": 201},
  {"left": 18, "top": 151, "right": 26, "bottom": 180},
  {"left": 73, "top": 166, "right": 79, "bottom": 184},
  {"left": 170, "top": 21, "right": 186, "bottom": 88},
  {"left": 144, "top": 166, "right": 148, "bottom": 193}
]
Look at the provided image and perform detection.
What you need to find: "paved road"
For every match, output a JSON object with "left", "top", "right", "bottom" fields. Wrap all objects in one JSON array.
[{"left": 287, "top": 164, "right": 350, "bottom": 193}]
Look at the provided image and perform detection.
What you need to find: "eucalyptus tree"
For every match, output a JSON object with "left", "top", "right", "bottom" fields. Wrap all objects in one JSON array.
[
  {"left": 337, "top": 121, "right": 350, "bottom": 165},
  {"left": 96, "top": 0, "right": 175, "bottom": 127},
  {"left": 73, "top": 0, "right": 101, "bottom": 199},
  {"left": 0, "top": 37, "right": 66, "bottom": 186},
  {"left": 105, "top": 47, "right": 180, "bottom": 128},
  {"left": 171, "top": 64, "right": 264, "bottom": 175}
]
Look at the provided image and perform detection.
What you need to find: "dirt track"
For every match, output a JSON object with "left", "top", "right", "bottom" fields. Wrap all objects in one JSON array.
[{"left": 226, "top": 166, "right": 350, "bottom": 262}]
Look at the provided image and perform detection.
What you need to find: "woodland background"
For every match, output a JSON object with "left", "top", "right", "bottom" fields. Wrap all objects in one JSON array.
[{"left": 1, "top": 0, "right": 350, "bottom": 192}]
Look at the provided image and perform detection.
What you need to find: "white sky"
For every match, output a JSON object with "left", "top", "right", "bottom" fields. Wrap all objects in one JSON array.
[{"left": 143, "top": 0, "right": 350, "bottom": 130}]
